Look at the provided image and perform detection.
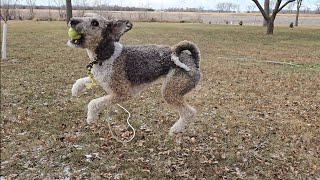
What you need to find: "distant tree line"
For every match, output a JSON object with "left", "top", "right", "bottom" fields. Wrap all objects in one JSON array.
[
  {"left": 164, "top": 7, "right": 208, "bottom": 12},
  {"left": 163, "top": 3, "right": 319, "bottom": 14},
  {"left": 163, "top": 7, "right": 238, "bottom": 13},
  {"left": 215, "top": 2, "right": 240, "bottom": 12},
  {"left": 1, "top": 4, "right": 155, "bottom": 11}
]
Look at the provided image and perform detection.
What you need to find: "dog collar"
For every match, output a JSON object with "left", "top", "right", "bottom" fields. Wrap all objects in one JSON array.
[
  {"left": 86, "top": 59, "right": 102, "bottom": 70},
  {"left": 85, "top": 59, "right": 100, "bottom": 89}
]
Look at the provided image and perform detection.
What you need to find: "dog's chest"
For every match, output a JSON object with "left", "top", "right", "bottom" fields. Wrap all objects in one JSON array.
[
  {"left": 91, "top": 62, "right": 113, "bottom": 84},
  {"left": 86, "top": 49, "right": 114, "bottom": 91}
]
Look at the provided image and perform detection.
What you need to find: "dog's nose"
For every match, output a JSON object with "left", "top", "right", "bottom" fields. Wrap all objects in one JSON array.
[{"left": 70, "top": 19, "right": 81, "bottom": 26}]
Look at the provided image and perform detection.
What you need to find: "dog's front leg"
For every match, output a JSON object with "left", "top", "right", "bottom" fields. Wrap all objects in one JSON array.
[
  {"left": 87, "top": 95, "right": 114, "bottom": 124},
  {"left": 71, "top": 77, "right": 91, "bottom": 97}
]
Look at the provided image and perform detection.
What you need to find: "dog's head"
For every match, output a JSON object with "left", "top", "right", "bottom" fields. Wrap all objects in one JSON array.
[{"left": 67, "top": 13, "right": 132, "bottom": 49}]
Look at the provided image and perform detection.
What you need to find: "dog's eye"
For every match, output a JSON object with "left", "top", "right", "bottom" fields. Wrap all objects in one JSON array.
[{"left": 91, "top": 20, "right": 99, "bottom": 27}]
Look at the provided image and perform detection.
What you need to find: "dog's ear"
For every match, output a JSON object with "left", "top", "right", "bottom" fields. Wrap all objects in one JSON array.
[{"left": 109, "top": 20, "right": 133, "bottom": 41}]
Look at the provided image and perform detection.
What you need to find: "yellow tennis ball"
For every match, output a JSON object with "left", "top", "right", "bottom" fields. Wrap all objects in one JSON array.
[{"left": 68, "top": 28, "right": 81, "bottom": 40}]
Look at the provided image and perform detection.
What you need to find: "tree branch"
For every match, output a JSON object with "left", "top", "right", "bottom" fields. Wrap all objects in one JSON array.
[
  {"left": 252, "top": 0, "right": 270, "bottom": 21},
  {"left": 297, "top": 0, "right": 302, "bottom": 8},
  {"left": 0, "top": 15, "right": 6, "bottom": 22},
  {"left": 271, "top": 0, "right": 282, "bottom": 19},
  {"left": 278, "top": 0, "right": 296, "bottom": 13}
]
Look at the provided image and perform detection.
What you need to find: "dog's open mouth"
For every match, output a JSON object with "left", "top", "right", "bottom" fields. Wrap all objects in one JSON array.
[
  {"left": 68, "top": 35, "right": 85, "bottom": 48},
  {"left": 70, "top": 36, "right": 84, "bottom": 45},
  {"left": 67, "top": 27, "right": 85, "bottom": 48}
]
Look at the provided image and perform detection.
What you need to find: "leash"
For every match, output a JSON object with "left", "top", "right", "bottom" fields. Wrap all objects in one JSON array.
[
  {"left": 85, "top": 61, "right": 136, "bottom": 143},
  {"left": 106, "top": 104, "right": 136, "bottom": 143}
]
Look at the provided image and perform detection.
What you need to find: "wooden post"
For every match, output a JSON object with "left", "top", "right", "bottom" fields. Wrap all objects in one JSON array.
[{"left": 1, "top": 22, "right": 7, "bottom": 60}]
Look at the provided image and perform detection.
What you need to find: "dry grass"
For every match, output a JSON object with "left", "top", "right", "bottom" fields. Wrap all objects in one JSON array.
[{"left": 1, "top": 21, "right": 320, "bottom": 179}]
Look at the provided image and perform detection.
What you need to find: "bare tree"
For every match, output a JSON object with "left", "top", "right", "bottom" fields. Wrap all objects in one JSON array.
[
  {"left": 216, "top": 3, "right": 225, "bottom": 12},
  {"left": 246, "top": 4, "right": 256, "bottom": 12},
  {"left": 317, "top": 0, "right": 320, "bottom": 13},
  {"left": 48, "top": 1, "right": 52, "bottom": 20},
  {"left": 1, "top": 0, "right": 20, "bottom": 20},
  {"left": 301, "top": 5, "right": 311, "bottom": 13},
  {"left": 93, "top": 0, "right": 100, "bottom": 14},
  {"left": 263, "top": 0, "right": 270, "bottom": 26},
  {"left": 177, "top": 0, "right": 185, "bottom": 21},
  {"left": 26, "top": 0, "right": 36, "bottom": 19},
  {"left": 82, "top": 0, "right": 88, "bottom": 15},
  {"left": 295, "top": 0, "right": 302, "bottom": 26},
  {"left": 216, "top": 2, "right": 238, "bottom": 12},
  {"left": 286, "top": 1, "right": 295, "bottom": 13},
  {"left": 232, "top": 4, "right": 240, "bottom": 12},
  {"left": 66, "top": 0, "right": 72, "bottom": 23},
  {"left": 252, "top": 0, "right": 295, "bottom": 34},
  {"left": 53, "top": 0, "right": 66, "bottom": 19},
  {"left": 74, "top": 0, "right": 80, "bottom": 15},
  {"left": 74, "top": 0, "right": 87, "bottom": 16}
]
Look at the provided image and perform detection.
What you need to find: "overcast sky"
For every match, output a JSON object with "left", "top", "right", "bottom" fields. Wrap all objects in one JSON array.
[{"left": 32, "top": 0, "right": 318, "bottom": 11}]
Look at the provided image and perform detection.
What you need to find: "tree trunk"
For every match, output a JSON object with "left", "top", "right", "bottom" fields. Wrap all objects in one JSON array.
[
  {"left": 295, "top": 9, "right": 299, "bottom": 26},
  {"left": 295, "top": 2, "right": 301, "bottom": 26},
  {"left": 66, "top": 0, "right": 73, "bottom": 24},
  {"left": 263, "top": 0, "right": 270, "bottom": 26},
  {"left": 266, "top": 20, "right": 274, "bottom": 35}
]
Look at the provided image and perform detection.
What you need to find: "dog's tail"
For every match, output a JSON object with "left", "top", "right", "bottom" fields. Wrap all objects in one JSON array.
[{"left": 171, "top": 40, "right": 201, "bottom": 71}]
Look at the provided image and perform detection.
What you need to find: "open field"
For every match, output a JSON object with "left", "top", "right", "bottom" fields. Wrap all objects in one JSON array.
[
  {"left": 1, "top": 21, "right": 320, "bottom": 179},
  {"left": 14, "top": 9, "right": 320, "bottom": 25}
]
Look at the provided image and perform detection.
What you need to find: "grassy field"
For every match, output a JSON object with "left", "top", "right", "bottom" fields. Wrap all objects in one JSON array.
[{"left": 1, "top": 21, "right": 320, "bottom": 179}]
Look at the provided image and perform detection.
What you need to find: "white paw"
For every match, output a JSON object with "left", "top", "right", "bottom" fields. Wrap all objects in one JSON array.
[
  {"left": 86, "top": 116, "right": 97, "bottom": 124},
  {"left": 87, "top": 110, "right": 99, "bottom": 124},
  {"left": 169, "top": 121, "right": 185, "bottom": 136},
  {"left": 71, "top": 83, "right": 81, "bottom": 97},
  {"left": 87, "top": 101, "right": 99, "bottom": 124},
  {"left": 72, "top": 77, "right": 90, "bottom": 97},
  {"left": 87, "top": 109, "right": 99, "bottom": 124}
]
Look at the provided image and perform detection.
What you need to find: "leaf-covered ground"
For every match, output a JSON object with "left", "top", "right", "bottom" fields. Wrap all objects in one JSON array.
[{"left": 1, "top": 21, "right": 320, "bottom": 179}]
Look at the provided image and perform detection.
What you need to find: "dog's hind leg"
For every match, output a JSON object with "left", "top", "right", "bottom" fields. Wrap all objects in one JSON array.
[{"left": 162, "top": 69, "right": 199, "bottom": 136}]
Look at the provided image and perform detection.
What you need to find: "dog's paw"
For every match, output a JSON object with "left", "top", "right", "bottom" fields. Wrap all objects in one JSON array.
[
  {"left": 169, "top": 122, "right": 185, "bottom": 136},
  {"left": 86, "top": 115, "right": 98, "bottom": 124},
  {"left": 71, "top": 78, "right": 90, "bottom": 97},
  {"left": 87, "top": 102, "right": 99, "bottom": 124},
  {"left": 71, "top": 83, "right": 82, "bottom": 97},
  {"left": 86, "top": 117, "right": 94, "bottom": 124},
  {"left": 71, "top": 88, "right": 80, "bottom": 97}
]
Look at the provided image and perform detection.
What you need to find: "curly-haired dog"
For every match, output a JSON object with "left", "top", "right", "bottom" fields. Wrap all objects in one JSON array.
[{"left": 68, "top": 14, "right": 201, "bottom": 135}]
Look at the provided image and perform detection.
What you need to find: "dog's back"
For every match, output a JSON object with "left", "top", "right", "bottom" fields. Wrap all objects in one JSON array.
[
  {"left": 120, "top": 42, "right": 201, "bottom": 86},
  {"left": 122, "top": 45, "right": 174, "bottom": 85}
]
